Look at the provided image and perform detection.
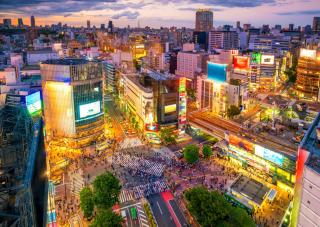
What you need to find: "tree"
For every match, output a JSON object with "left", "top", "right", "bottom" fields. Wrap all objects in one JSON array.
[
  {"left": 80, "top": 187, "right": 94, "bottom": 219},
  {"left": 183, "top": 144, "right": 199, "bottom": 164},
  {"left": 90, "top": 209, "right": 123, "bottom": 227},
  {"left": 93, "top": 172, "right": 121, "bottom": 209},
  {"left": 227, "top": 105, "right": 241, "bottom": 118},
  {"left": 185, "top": 187, "right": 255, "bottom": 227},
  {"left": 202, "top": 145, "right": 213, "bottom": 158},
  {"left": 159, "top": 128, "right": 178, "bottom": 145}
]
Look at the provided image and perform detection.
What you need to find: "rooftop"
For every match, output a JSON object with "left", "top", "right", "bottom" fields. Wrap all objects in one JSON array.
[
  {"left": 230, "top": 175, "right": 270, "bottom": 206},
  {"left": 41, "top": 58, "right": 100, "bottom": 65}
]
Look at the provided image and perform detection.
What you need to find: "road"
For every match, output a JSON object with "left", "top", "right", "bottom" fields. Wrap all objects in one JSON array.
[{"left": 148, "top": 194, "right": 176, "bottom": 227}]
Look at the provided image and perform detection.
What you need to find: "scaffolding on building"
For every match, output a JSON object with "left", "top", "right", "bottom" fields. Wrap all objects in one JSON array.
[{"left": 0, "top": 104, "right": 41, "bottom": 227}]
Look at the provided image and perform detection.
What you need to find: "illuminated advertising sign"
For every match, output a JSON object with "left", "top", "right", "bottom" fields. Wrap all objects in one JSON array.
[
  {"left": 251, "top": 52, "right": 262, "bottom": 64},
  {"left": 207, "top": 62, "right": 227, "bottom": 83},
  {"left": 179, "top": 78, "right": 187, "bottom": 125},
  {"left": 233, "top": 56, "right": 249, "bottom": 72},
  {"left": 261, "top": 55, "right": 275, "bottom": 65},
  {"left": 255, "top": 145, "right": 284, "bottom": 166},
  {"left": 300, "top": 48, "right": 316, "bottom": 59},
  {"left": 165, "top": 104, "right": 177, "bottom": 113},
  {"left": 229, "top": 134, "right": 254, "bottom": 153},
  {"left": 145, "top": 124, "right": 159, "bottom": 132},
  {"left": 79, "top": 101, "right": 101, "bottom": 118},
  {"left": 26, "top": 91, "right": 42, "bottom": 115}
]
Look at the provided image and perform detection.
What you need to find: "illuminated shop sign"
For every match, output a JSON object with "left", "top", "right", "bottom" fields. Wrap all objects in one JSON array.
[
  {"left": 233, "top": 56, "right": 250, "bottom": 72},
  {"left": 145, "top": 124, "right": 159, "bottom": 132},
  {"left": 229, "top": 134, "right": 254, "bottom": 153},
  {"left": 207, "top": 62, "right": 227, "bottom": 83},
  {"left": 79, "top": 101, "right": 101, "bottom": 118},
  {"left": 26, "top": 91, "right": 42, "bottom": 115},
  {"left": 251, "top": 52, "right": 262, "bottom": 64},
  {"left": 255, "top": 145, "right": 284, "bottom": 166},
  {"left": 300, "top": 48, "right": 316, "bottom": 59},
  {"left": 261, "top": 55, "right": 275, "bottom": 65},
  {"left": 179, "top": 77, "right": 187, "bottom": 125},
  {"left": 165, "top": 104, "right": 177, "bottom": 113}
]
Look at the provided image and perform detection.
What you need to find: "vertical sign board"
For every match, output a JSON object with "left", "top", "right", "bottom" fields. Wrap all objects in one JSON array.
[{"left": 179, "top": 77, "right": 187, "bottom": 130}]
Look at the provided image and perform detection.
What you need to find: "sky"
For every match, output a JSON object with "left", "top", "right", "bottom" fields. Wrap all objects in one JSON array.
[{"left": 0, "top": 0, "right": 319, "bottom": 28}]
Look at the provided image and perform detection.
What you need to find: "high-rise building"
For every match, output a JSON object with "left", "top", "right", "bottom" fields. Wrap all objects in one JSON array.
[
  {"left": 195, "top": 9, "right": 213, "bottom": 32},
  {"left": 18, "top": 18, "right": 23, "bottom": 27},
  {"left": 313, "top": 17, "right": 320, "bottom": 34},
  {"left": 291, "top": 113, "right": 320, "bottom": 227},
  {"left": 295, "top": 49, "right": 320, "bottom": 101},
  {"left": 208, "top": 30, "right": 239, "bottom": 51},
  {"left": 87, "top": 20, "right": 90, "bottom": 29},
  {"left": 236, "top": 21, "right": 241, "bottom": 29},
  {"left": 40, "top": 59, "right": 105, "bottom": 149},
  {"left": 289, "top": 23, "right": 294, "bottom": 31},
  {"left": 243, "top": 24, "right": 251, "bottom": 32},
  {"left": 108, "top": 20, "right": 114, "bottom": 33},
  {"left": 30, "top": 15, "right": 35, "bottom": 28},
  {"left": 100, "top": 23, "right": 105, "bottom": 30},
  {"left": 3, "top": 18, "right": 12, "bottom": 27},
  {"left": 275, "top": 24, "right": 282, "bottom": 30}
]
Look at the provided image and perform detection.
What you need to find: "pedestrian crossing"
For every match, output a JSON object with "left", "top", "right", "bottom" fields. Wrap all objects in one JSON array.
[
  {"left": 136, "top": 203, "right": 149, "bottom": 227},
  {"left": 119, "top": 190, "right": 135, "bottom": 203},
  {"left": 70, "top": 169, "right": 84, "bottom": 195}
]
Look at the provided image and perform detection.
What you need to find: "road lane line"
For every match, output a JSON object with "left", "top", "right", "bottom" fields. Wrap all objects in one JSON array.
[{"left": 157, "top": 201, "right": 163, "bottom": 215}]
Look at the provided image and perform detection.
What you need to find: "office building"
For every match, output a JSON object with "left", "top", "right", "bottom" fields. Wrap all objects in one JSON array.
[
  {"left": 87, "top": 20, "right": 90, "bottom": 29},
  {"left": 175, "top": 50, "right": 207, "bottom": 79},
  {"left": 249, "top": 35, "right": 289, "bottom": 52},
  {"left": 27, "top": 49, "right": 59, "bottom": 65},
  {"left": 100, "top": 23, "right": 105, "bottom": 30},
  {"left": 295, "top": 49, "right": 320, "bottom": 101},
  {"left": 193, "top": 31, "right": 208, "bottom": 51},
  {"left": 30, "top": 15, "right": 35, "bottom": 28},
  {"left": 103, "top": 60, "right": 116, "bottom": 94},
  {"left": 18, "top": 18, "right": 24, "bottom": 27},
  {"left": 3, "top": 19, "right": 11, "bottom": 27},
  {"left": 313, "top": 17, "right": 320, "bottom": 34},
  {"left": 195, "top": 9, "right": 213, "bottom": 32},
  {"left": 108, "top": 20, "right": 114, "bottom": 33},
  {"left": 40, "top": 59, "right": 105, "bottom": 149},
  {"left": 208, "top": 30, "right": 239, "bottom": 51},
  {"left": 292, "top": 113, "right": 320, "bottom": 227},
  {"left": 289, "top": 23, "right": 294, "bottom": 31}
]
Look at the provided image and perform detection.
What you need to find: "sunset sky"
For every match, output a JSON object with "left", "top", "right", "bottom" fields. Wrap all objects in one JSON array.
[{"left": 0, "top": 0, "right": 319, "bottom": 28}]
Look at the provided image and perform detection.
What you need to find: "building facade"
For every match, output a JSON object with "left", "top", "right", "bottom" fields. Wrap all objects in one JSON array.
[{"left": 195, "top": 9, "right": 213, "bottom": 32}]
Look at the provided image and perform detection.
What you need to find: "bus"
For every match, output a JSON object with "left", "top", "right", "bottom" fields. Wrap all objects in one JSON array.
[{"left": 130, "top": 207, "right": 137, "bottom": 220}]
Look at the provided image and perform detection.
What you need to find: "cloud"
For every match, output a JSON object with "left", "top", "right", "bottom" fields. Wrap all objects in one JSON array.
[
  {"left": 112, "top": 11, "right": 140, "bottom": 19},
  {"left": 277, "top": 9, "right": 320, "bottom": 15}
]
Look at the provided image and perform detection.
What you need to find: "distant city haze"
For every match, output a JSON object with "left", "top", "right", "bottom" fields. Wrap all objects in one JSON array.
[{"left": 0, "top": 0, "right": 319, "bottom": 28}]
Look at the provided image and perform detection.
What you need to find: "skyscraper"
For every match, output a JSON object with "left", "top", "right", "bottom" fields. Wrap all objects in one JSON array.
[
  {"left": 313, "top": 17, "right": 320, "bottom": 34},
  {"left": 108, "top": 20, "right": 114, "bottom": 33},
  {"left": 30, "top": 15, "right": 35, "bottom": 28},
  {"left": 87, "top": 20, "right": 90, "bottom": 29},
  {"left": 289, "top": 23, "right": 294, "bottom": 31},
  {"left": 40, "top": 59, "right": 105, "bottom": 149},
  {"left": 18, "top": 18, "right": 23, "bottom": 27},
  {"left": 3, "top": 19, "right": 11, "bottom": 27},
  {"left": 195, "top": 9, "right": 213, "bottom": 32}
]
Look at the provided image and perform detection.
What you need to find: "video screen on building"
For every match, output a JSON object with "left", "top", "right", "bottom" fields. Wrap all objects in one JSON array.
[
  {"left": 207, "top": 62, "right": 227, "bottom": 83},
  {"left": 261, "top": 55, "right": 275, "bottom": 65},
  {"left": 165, "top": 104, "right": 177, "bottom": 113},
  {"left": 255, "top": 145, "right": 284, "bottom": 166},
  {"left": 229, "top": 134, "right": 254, "bottom": 153},
  {"left": 79, "top": 101, "right": 101, "bottom": 119},
  {"left": 233, "top": 56, "right": 249, "bottom": 72},
  {"left": 251, "top": 52, "right": 262, "bottom": 64},
  {"left": 300, "top": 49, "right": 316, "bottom": 59},
  {"left": 26, "top": 91, "right": 42, "bottom": 115}
]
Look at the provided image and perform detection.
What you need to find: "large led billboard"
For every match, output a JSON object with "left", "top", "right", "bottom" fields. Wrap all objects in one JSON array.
[
  {"left": 300, "top": 48, "right": 316, "bottom": 59},
  {"left": 251, "top": 52, "right": 262, "bottom": 64},
  {"left": 26, "top": 91, "right": 41, "bottom": 115},
  {"left": 261, "top": 55, "right": 275, "bottom": 65},
  {"left": 255, "top": 145, "right": 284, "bottom": 166},
  {"left": 79, "top": 101, "right": 101, "bottom": 119},
  {"left": 229, "top": 134, "right": 254, "bottom": 153},
  {"left": 207, "top": 62, "right": 227, "bottom": 83},
  {"left": 233, "top": 56, "right": 249, "bottom": 72}
]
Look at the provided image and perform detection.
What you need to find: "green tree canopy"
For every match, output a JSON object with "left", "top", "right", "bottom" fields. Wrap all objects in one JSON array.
[
  {"left": 90, "top": 209, "right": 123, "bottom": 227},
  {"left": 202, "top": 145, "right": 213, "bottom": 158},
  {"left": 93, "top": 172, "right": 121, "bottom": 209},
  {"left": 227, "top": 105, "right": 241, "bottom": 118},
  {"left": 185, "top": 187, "right": 255, "bottom": 227},
  {"left": 80, "top": 187, "right": 94, "bottom": 218},
  {"left": 159, "top": 128, "right": 178, "bottom": 145},
  {"left": 183, "top": 144, "right": 199, "bottom": 164}
]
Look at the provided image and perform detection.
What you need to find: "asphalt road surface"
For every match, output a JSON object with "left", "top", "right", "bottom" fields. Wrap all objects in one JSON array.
[
  {"left": 169, "top": 200, "right": 189, "bottom": 227},
  {"left": 148, "top": 194, "right": 176, "bottom": 227}
]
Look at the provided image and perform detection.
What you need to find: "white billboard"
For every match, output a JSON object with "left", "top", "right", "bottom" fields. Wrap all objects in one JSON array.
[
  {"left": 300, "top": 49, "right": 316, "bottom": 59},
  {"left": 79, "top": 101, "right": 101, "bottom": 118},
  {"left": 261, "top": 55, "right": 275, "bottom": 65}
]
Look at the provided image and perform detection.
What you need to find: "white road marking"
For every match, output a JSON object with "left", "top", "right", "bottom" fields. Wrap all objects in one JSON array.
[{"left": 157, "top": 201, "right": 163, "bottom": 215}]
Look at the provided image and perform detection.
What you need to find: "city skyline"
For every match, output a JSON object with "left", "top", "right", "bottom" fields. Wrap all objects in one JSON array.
[{"left": 1, "top": 0, "right": 319, "bottom": 28}]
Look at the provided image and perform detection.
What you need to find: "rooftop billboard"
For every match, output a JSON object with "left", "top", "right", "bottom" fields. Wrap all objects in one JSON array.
[
  {"left": 207, "top": 62, "right": 227, "bottom": 83},
  {"left": 261, "top": 54, "right": 275, "bottom": 65},
  {"left": 26, "top": 91, "right": 42, "bottom": 115},
  {"left": 251, "top": 52, "right": 262, "bottom": 64},
  {"left": 300, "top": 49, "right": 316, "bottom": 59},
  {"left": 233, "top": 56, "right": 250, "bottom": 72}
]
